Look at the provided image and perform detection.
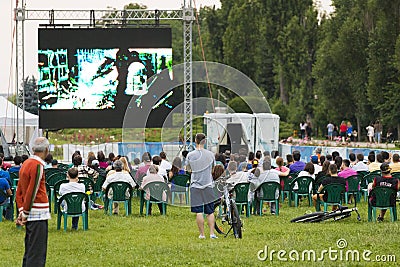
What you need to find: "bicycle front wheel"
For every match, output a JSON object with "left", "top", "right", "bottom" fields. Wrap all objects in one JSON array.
[
  {"left": 230, "top": 200, "right": 242, "bottom": 239},
  {"left": 214, "top": 200, "right": 228, "bottom": 235}
]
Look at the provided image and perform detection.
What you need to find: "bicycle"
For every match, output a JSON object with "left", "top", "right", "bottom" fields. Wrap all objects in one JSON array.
[
  {"left": 290, "top": 205, "right": 361, "bottom": 223},
  {"left": 213, "top": 177, "right": 243, "bottom": 238}
]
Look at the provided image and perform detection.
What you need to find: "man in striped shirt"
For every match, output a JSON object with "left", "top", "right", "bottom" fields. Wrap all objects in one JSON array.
[{"left": 16, "top": 137, "right": 50, "bottom": 267}]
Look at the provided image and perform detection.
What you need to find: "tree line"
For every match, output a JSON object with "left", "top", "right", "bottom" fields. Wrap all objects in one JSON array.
[
  {"left": 172, "top": 0, "right": 400, "bottom": 140},
  {"left": 19, "top": 1, "right": 400, "bottom": 141}
]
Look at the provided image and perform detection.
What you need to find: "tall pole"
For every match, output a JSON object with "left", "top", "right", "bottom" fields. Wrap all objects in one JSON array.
[
  {"left": 183, "top": 0, "right": 194, "bottom": 150},
  {"left": 15, "top": 0, "right": 26, "bottom": 145}
]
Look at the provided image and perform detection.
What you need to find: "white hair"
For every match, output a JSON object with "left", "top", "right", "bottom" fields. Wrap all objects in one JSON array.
[{"left": 32, "top": 137, "right": 49, "bottom": 152}]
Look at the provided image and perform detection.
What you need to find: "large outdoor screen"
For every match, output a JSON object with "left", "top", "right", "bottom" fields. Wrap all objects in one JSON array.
[{"left": 38, "top": 28, "right": 174, "bottom": 128}]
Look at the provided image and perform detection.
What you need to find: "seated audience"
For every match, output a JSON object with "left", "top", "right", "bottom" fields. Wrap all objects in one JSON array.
[
  {"left": 250, "top": 158, "right": 281, "bottom": 215},
  {"left": 289, "top": 151, "right": 305, "bottom": 173},
  {"left": 9, "top": 155, "right": 22, "bottom": 173},
  {"left": 44, "top": 154, "right": 53, "bottom": 169},
  {"left": 59, "top": 167, "right": 86, "bottom": 230},
  {"left": 368, "top": 153, "right": 381, "bottom": 172},
  {"left": 0, "top": 153, "right": 11, "bottom": 170},
  {"left": 352, "top": 153, "right": 368, "bottom": 172},
  {"left": 338, "top": 159, "right": 357, "bottom": 179},
  {"left": 0, "top": 159, "right": 11, "bottom": 185},
  {"left": 226, "top": 161, "right": 249, "bottom": 186},
  {"left": 368, "top": 163, "right": 400, "bottom": 222},
  {"left": 102, "top": 160, "right": 136, "bottom": 215},
  {"left": 0, "top": 175, "right": 13, "bottom": 220},
  {"left": 390, "top": 153, "right": 400, "bottom": 173},
  {"left": 312, "top": 164, "right": 346, "bottom": 210},
  {"left": 168, "top": 157, "right": 186, "bottom": 180},
  {"left": 160, "top": 152, "right": 172, "bottom": 171},
  {"left": 72, "top": 155, "right": 99, "bottom": 180},
  {"left": 51, "top": 159, "right": 58, "bottom": 168},
  {"left": 311, "top": 156, "right": 322, "bottom": 174},
  {"left": 140, "top": 165, "right": 166, "bottom": 214},
  {"left": 97, "top": 151, "right": 109, "bottom": 169}
]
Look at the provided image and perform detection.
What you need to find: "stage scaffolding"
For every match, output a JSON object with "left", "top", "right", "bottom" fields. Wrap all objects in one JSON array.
[{"left": 14, "top": 1, "right": 194, "bottom": 149}]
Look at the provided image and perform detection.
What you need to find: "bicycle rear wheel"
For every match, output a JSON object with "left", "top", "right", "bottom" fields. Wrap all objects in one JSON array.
[
  {"left": 230, "top": 200, "right": 242, "bottom": 239},
  {"left": 291, "top": 211, "right": 325, "bottom": 223}
]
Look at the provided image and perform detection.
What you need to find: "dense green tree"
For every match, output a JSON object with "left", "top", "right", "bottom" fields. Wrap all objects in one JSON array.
[{"left": 20, "top": 76, "right": 39, "bottom": 115}]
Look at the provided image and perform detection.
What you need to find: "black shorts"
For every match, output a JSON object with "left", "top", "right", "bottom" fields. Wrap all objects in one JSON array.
[{"left": 190, "top": 187, "right": 218, "bottom": 214}]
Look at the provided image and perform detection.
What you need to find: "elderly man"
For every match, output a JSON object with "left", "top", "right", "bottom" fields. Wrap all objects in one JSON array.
[
  {"left": 102, "top": 160, "right": 136, "bottom": 215},
  {"left": 250, "top": 158, "right": 284, "bottom": 215},
  {"left": 226, "top": 161, "right": 249, "bottom": 186},
  {"left": 16, "top": 137, "right": 51, "bottom": 267}
]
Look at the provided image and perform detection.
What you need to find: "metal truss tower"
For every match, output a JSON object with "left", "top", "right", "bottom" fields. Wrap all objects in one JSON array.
[{"left": 14, "top": 1, "right": 194, "bottom": 148}]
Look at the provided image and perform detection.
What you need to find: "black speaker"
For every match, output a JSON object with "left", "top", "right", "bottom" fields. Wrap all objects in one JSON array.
[{"left": 227, "top": 123, "right": 242, "bottom": 145}]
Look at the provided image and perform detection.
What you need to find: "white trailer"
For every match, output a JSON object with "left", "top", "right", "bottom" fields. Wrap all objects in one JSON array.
[{"left": 203, "top": 113, "right": 280, "bottom": 154}]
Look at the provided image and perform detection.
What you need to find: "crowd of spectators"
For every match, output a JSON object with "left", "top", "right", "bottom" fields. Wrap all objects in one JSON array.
[{"left": 2, "top": 144, "right": 400, "bottom": 224}]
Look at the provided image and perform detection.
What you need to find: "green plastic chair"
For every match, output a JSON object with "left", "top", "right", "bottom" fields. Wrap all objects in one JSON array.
[
  {"left": 78, "top": 177, "right": 95, "bottom": 201},
  {"left": 170, "top": 174, "right": 190, "bottom": 205},
  {"left": 57, "top": 192, "right": 89, "bottom": 231},
  {"left": 45, "top": 168, "right": 65, "bottom": 181},
  {"left": 92, "top": 175, "right": 106, "bottom": 201},
  {"left": 344, "top": 175, "right": 361, "bottom": 204},
  {"left": 368, "top": 186, "right": 397, "bottom": 222},
  {"left": 9, "top": 172, "right": 19, "bottom": 188},
  {"left": 233, "top": 182, "right": 251, "bottom": 217},
  {"left": 0, "top": 190, "right": 13, "bottom": 222},
  {"left": 357, "top": 170, "right": 368, "bottom": 178},
  {"left": 142, "top": 181, "right": 170, "bottom": 216},
  {"left": 57, "top": 163, "right": 70, "bottom": 172},
  {"left": 391, "top": 172, "right": 400, "bottom": 179},
  {"left": 53, "top": 180, "right": 69, "bottom": 214},
  {"left": 104, "top": 182, "right": 133, "bottom": 216},
  {"left": 316, "top": 183, "right": 345, "bottom": 212},
  {"left": 257, "top": 182, "right": 280, "bottom": 216},
  {"left": 370, "top": 170, "right": 381, "bottom": 176},
  {"left": 312, "top": 175, "right": 325, "bottom": 194},
  {"left": 290, "top": 176, "right": 314, "bottom": 207},
  {"left": 46, "top": 172, "right": 67, "bottom": 213},
  {"left": 360, "top": 173, "right": 380, "bottom": 202},
  {"left": 280, "top": 175, "right": 294, "bottom": 203}
]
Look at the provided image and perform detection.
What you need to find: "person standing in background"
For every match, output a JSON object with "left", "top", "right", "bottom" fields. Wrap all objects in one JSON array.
[
  {"left": 374, "top": 120, "right": 383, "bottom": 144},
  {"left": 327, "top": 122, "right": 334, "bottom": 140},
  {"left": 366, "top": 123, "right": 375, "bottom": 144},
  {"left": 187, "top": 133, "right": 217, "bottom": 239}
]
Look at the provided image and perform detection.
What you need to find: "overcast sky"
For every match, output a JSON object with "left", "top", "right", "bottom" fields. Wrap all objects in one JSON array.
[{"left": 0, "top": 0, "right": 333, "bottom": 95}]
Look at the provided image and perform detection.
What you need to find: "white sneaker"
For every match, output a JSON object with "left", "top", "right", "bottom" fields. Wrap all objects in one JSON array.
[
  {"left": 198, "top": 235, "right": 206, "bottom": 239},
  {"left": 210, "top": 234, "right": 218, "bottom": 239}
]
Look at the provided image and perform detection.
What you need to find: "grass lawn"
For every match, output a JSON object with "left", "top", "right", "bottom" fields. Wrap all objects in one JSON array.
[{"left": 1, "top": 197, "right": 399, "bottom": 267}]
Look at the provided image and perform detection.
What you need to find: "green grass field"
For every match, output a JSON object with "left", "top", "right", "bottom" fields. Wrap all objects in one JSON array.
[{"left": 1, "top": 197, "right": 399, "bottom": 267}]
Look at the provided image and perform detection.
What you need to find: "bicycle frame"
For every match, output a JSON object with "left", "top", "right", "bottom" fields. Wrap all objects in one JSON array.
[
  {"left": 291, "top": 205, "right": 361, "bottom": 223},
  {"left": 215, "top": 177, "right": 242, "bottom": 238}
]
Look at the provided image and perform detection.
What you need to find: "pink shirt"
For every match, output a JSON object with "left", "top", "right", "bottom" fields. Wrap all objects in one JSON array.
[
  {"left": 338, "top": 167, "right": 358, "bottom": 191},
  {"left": 338, "top": 168, "right": 357, "bottom": 179}
]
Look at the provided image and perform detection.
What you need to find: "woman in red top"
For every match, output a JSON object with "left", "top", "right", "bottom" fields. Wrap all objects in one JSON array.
[{"left": 339, "top": 121, "right": 347, "bottom": 142}]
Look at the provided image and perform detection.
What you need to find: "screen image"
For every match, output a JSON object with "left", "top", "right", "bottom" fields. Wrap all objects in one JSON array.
[{"left": 38, "top": 28, "right": 174, "bottom": 128}]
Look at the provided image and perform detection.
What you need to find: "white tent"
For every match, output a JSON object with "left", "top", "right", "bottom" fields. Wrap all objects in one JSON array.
[
  {"left": 203, "top": 113, "right": 280, "bottom": 153},
  {"left": 0, "top": 96, "right": 39, "bottom": 143}
]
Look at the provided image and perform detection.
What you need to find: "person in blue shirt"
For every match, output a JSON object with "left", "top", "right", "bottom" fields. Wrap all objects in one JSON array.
[
  {"left": 0, "top": 177, "right": 13, "bottom": 220},
  {"left": 9, "top": 155, "right": 22, "bottom": 173}
]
